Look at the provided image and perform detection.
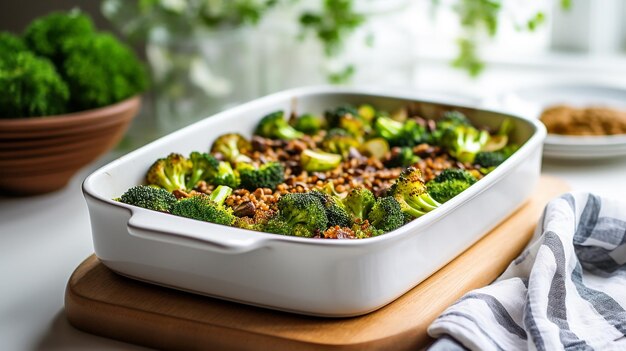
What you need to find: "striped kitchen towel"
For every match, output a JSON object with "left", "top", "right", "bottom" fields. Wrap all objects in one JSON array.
[{"left": 428, "top": 192, "right": 626, "bottom": 351}]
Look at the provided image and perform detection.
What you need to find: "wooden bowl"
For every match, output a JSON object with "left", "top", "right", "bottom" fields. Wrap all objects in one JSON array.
[{"left": 0, "top": 96, "right": 140, "bottom": 195}]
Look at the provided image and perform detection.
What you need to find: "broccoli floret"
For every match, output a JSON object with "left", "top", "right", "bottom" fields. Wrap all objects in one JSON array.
[
  {"left": 61, "top": 33, "right": 148, "bottom": 111},
  {"left": 146, "top": 153, "right": 192, "bottom": 192},
  {"left": 367, "top": 196, "right": 404, "bottom": 233},
  {"left": 254, "top": 111, "right": 304, "bottom": 140},
  {"left": 23, "top": 10, "right": 95, "bottom": 64},
  {"left": 187, "top": 152, "right": 219, "bottom": 190},
  {"left": 264, "top": 193, "right": 328, "bottom": 237},
  {"left": 293, "top": 113, "right": 325, "bottom": 135},
  {"left": 321, "top": 128, "right": 360, "bottom": 158},
  {"left": 324, "top": 105, "right": 359, "bottom": 128},
  {"left": 351, "top": 219, "right": 384, "bottom": 238},
  {"left": 210, "top": 133, "right": 252, "bottom": 164},
  {"left": 438, "top": 110, "right": 471, "bottom": 128},
  {"left": 390, "top": 167, "right": 441, "bottom": 219},
  {"left": 384, "top": 147, "right": 420, "bottom": 168},
  {"left": 357, "top": 104, "right": 376, "bottom": 122},
  {"left": 374, "top": 116, "right": 426, "bottom": 147},
  {"left": 170, "top": 185, "right": 235, "bottom": 225},
  {"left": 0, "top": 52, "right": 70, "bottom": 118},
  {"left": 119, "top": 185, "right": 177, "bottom": 212},
  {"left": 211, "top": 161, "right": 240, "bottom": 188},
  {"left": 310, "top": 190, "right": 352, "bottom": 228},
  {"left": 474, "top": 144, "right": 519, "bottom": 169},
  {"left": 426, "top": 168, "right": 477, "bottom": 203},
  {"left": 343, "top": 187, "right": 375, "bottom": 220},
  {"left": 439, "top": 125, "right": 490, "bottom": 163},
  {"left": 0, "top": 32, "right": 28, "bottom": 60},
  {"left": 237, "top": 162, "right": 284, "bottom": 191},
  {"left": 300, "top": 149, "right": 342, "bottom": 172},
  {"left": 338, "top": 113, "right": 371, "bottom": 138}
]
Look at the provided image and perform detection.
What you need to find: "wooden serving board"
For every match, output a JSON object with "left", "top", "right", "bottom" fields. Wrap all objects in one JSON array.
[{"left": 65, "top": 176, "right": 569, "bottom": 351}]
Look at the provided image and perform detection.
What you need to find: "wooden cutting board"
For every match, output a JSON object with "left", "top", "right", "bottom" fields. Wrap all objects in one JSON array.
[{"left": 65, "top": 176, "right": 569, "bottom": 351}]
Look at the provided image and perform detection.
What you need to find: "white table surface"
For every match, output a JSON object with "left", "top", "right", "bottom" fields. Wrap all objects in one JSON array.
[{"left": 3, "top": 63, "right": 626, "bottom": 350}]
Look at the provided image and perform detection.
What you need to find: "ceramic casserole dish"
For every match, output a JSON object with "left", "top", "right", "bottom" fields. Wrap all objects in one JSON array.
[{"left": 83, "top": 86, "right": 546, "bottom": 317}]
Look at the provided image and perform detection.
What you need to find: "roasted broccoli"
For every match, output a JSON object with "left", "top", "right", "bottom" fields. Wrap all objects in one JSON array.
[
  {"left": 264, "top": 193, "right": 328, "bottom": 237},
  {"left": 210, "top": 133, "right": 252, "bottom": 164},
  {"left": 0, "top": 51, "right": 70, "bottom": 118},
  {"left": 427, "top": 168, "right": 477, "bottom": 203},
  {"left": 384, "top": 146, "right": 420, "bottom": 168},
  {"left": 474, "top": 145, "right": 519, "bottom": 169},
  {"left": 254, "top": 111, "right": 304, "bottom": 140},
  {"left": 390, "top": 167, "right": 441, "bottom": 219},
  {"left": 351, "top": 219, "right": 384, "bottom": 238},
  {"left": 237, "top": 162, "right": 284, "bottom": 191},
  {"left": 367, "top": 196, "right": 404, "bottom": 233},
  {"left": 343, "top": 187, "right": 375, "bottom": 220},
  {"left": 211, "top": 161, "right": 240, "bottom": 188},
  {"left": 338, "top": 113, "right": 371, "bottom": 138},
  {"left": 321, "top": 128, "right": 360, "bottom": 158},
  {"left": 170, "top": 185, "right": 235, "bottom": 225},
  {"left": 324, "top": 105, "right": 359, "bottom": 128},
  {"left": 61, "top": 33, "right": 148, "bottom": 110},
  {"left": 300, "top": 149, "right": 342, "bottom": 172},
  {"left": 310, "top": 190, "right": 352, "bottom": 228},
  {"left": 0, "top": 32, "right": 28, "bottom": 60},
  {"left": 23, "top": 10, "right": 95, "bottom": 64},
  {"left": 439, "top": 125, "right": 489, "bottom": 163},
  {"left": 186, "top": 152, "right": 219, "bottom": 190},
  {"left": 293, "top": 113, "right": 325, "bottom": 135},
  {"left": 374, "top": 116, "right": 426, "bottom": 147},
  {"left": 146, "top": 153, "right": 192, "bottom": 192},
  {"left": 119, "top": 185, "right": 177, "bottom": 212}
]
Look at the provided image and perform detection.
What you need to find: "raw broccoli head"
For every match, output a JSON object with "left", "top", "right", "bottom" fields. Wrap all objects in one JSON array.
[
  {"left": 426, "top": 168, "right": 477, "bottom": 203},
  {"left": 367, "top": 196, "right": 404, "bottom": 233},
  {"left": 0, "top": 32, "right": 28, "bottom": 60},
  {"left": 439, "top": 125, "right": 489, "bottom": 163},
  {"left": 293, "top": 113, "right": 325, "bottom": 135},
  {"left": 237, "top": 162, "right": 285, "bottom": 191},
  {"left": 343, "top": 187, "right": 375, "bottom": 220},
  {"left": 374, "top": 116, "right": 426, "bottom": 147},
  {"left": 23, "top": 10, "right": 95, "bottom": 64},
  {"left": 300, "top": 149, "right": 342, "bottom": 172},
  {"left": 119, "top": 185, "right": 177, "bottom": 212},
  {"left": 321, "top": 128, "right": 360, "bottom": 158},
  {"left": 384, "top": 146, "right": 420, "bottom": 168},
  {"left": 187, "top": 152, "right": 219, "bottom": 190},
  {"left": 61, "top": 33, "right": 148, "bottom": 111},
  {"left": 310, "top": 190, "right": 352, "bottom": 228},
  {"left": 0, "top": 51, "right": 69, "bottom": 118},
  {"left": 266, "top": 193, "right": 328, "bottom": 237},
  {"left": 324, "top": 105, "right": 359, "bottom": 128},
  {"left": 254, "top": 111, "right": 304, "bottom": 140},
  {"left": 211, "top": 161, "right": 240, "bottom": 188},
  {"left": 170, "top": 187, "right": 235, "bottom": 226},
  {"left": 390, "top": 167, "right": 441, "bottom": 219},
  {"left": 146, "top": 153, "right": 192, "bottom": 192},
  {"left": 210, "top": 133, "right": 252, "bottom": 164}
]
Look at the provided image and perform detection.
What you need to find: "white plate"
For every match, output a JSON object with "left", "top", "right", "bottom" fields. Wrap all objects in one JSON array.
[{"left": 485, "top": 83, "right": 626, "bottom": 159}]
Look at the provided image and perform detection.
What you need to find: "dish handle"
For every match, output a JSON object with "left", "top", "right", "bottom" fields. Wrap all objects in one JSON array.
[{"left": 126, "top": 211, "right": 270, "bottom": 254}]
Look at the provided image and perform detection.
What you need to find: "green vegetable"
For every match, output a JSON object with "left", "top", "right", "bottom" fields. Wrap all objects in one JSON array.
[
  {"left": 146, "top": 153, "right": 192, "bottom": 192},
  {"left": 119, "top": 185, "right": 177, "bottom": 212},
  {"left": 321, "top": 128, "right": 360, "bottom": 158},
  {"left": 351, "top": 219, "right": 384, "bottom": 238},
  {"left": 0, "top": 52, "right": 69, "bottom": 118},
  {"left": 264, "top": 193, "right": 328, "bottom": 237},
  {"left": 300, "top": 149, "right": 342, "bottom": 172},
  {"left": 254, "top": 111, "right": 304, "bottom": 140},
  {"left": 324, "top": 105, "right": 358, "bottom": 128},
  {"left": 384, "top": 147, "right": 420, "bottom": 168},
  {"left": 187, "top": 151, "right": 219, "bottom": 190},
  {"left": 0, "top": 32, "right": 28, "bottom": 60},
  {"left": 343, "top": 187, "right": 375, "bottom": 220},
  {"left": 359, "top": 138, "right": 390, "bottom": 160},
  {"left": 237, "top": 162, "right": 284, "bottom": 191},
  {"left": 367, "top": 196, "right": 404, "bottom": 233},
  {"left": 426, "top": 168, "right": 477, "bottom": 203},
  {"left": 374, "top": 116, "right": 426, "bottom": 147},
  {"left": 212, "top": 161, "right": 240, "bottom": 188},
  {"left": 474, "top": 145, "right": 519, "bottom": 169},
  {"left": 439, "top": 125, "right": 489, "bottom": 163},
  {"left": 170, "top": 185, "right": 235, "bottom": 225},
  {"left": 210, "top": 133, "right": 252, "bottom": 164},
  {"left": 310, "top": 190, "right": 352, "bottom": 228},
  {"left": 293, "top": 113, "right": 325, "bottom": 135},
  {"left": 390, "top": 167, "right": 441, "bottom": 219}
]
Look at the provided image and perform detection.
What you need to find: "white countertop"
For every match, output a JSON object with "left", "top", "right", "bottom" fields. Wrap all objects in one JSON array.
[{"left": 3, "top": 64, "right": 626, "bottom": 350}]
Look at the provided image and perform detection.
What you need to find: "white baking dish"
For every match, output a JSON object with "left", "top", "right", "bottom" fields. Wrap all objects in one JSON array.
[{"left": 83, "top": 86, "right": 545, "bottom": 317}]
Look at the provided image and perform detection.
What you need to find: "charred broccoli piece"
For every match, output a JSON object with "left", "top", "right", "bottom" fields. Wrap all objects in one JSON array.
[
  {"left": 212, "top": 161, "right": 240, "bottom": 188},
  {"left": 237, "top": 161, "right": 284, "bottom": 191},
  {"left": 439, "top": 125, "right": 489, "bottom": 163},
  {"left": 384, "top": 147, "right": 420, "bottom": 168},
  {"left": 310, "top": 190, "right": 352, "bottom": 228},
  {"left": 187, "top": 152, "right": 219, "bottom": 190},
  {"left": 324, "top": 105, "right": 359, "bottom": 128},
  {"left": 390, "top": 167, "right": 441, "bottom": 219},
  {"left": 300, "top": 149, "right": 342, "bottom": 172},
  {"left": 367, "top": 196, "right": 404, "bottom": 233},
  {"left": 293, "top": 113, "right": 325, "bottom": 135},
  {"left": 254, "top": 111, "right": 304, "bottom": 140},
  {"left": 264, "top": 193, "right": 328, "bottom": 237},
  {"left": 0, "top": 51, "right": 69, "bottom": 118},
  {"left": 343, "top": 187, "right": 375, "bottom": 220},
  {"left": 321, "top": 128, "right": 360, "bottom": 158},
  {"left": 170, "top": 185, "right": 235, "bottom": 225},
  {"left": 374, "top": 116, "right": 426, "bottom": 147},
  {"left": 426, "top": 168, "right": 477, "bottom": 203},
  {"left": 119, "top": 185, "right": 177, "bottom": 212},
  {"left": 146, "top": 153, "right": 192, "bottom": 192},
  {"left": 210, "top": 133, "right": 252, "bottom": 164}
]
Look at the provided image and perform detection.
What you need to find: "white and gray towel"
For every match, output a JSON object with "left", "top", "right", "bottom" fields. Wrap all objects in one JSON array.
[{"left": 428, "top": 192, "right": 626, "bottom": 351}]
